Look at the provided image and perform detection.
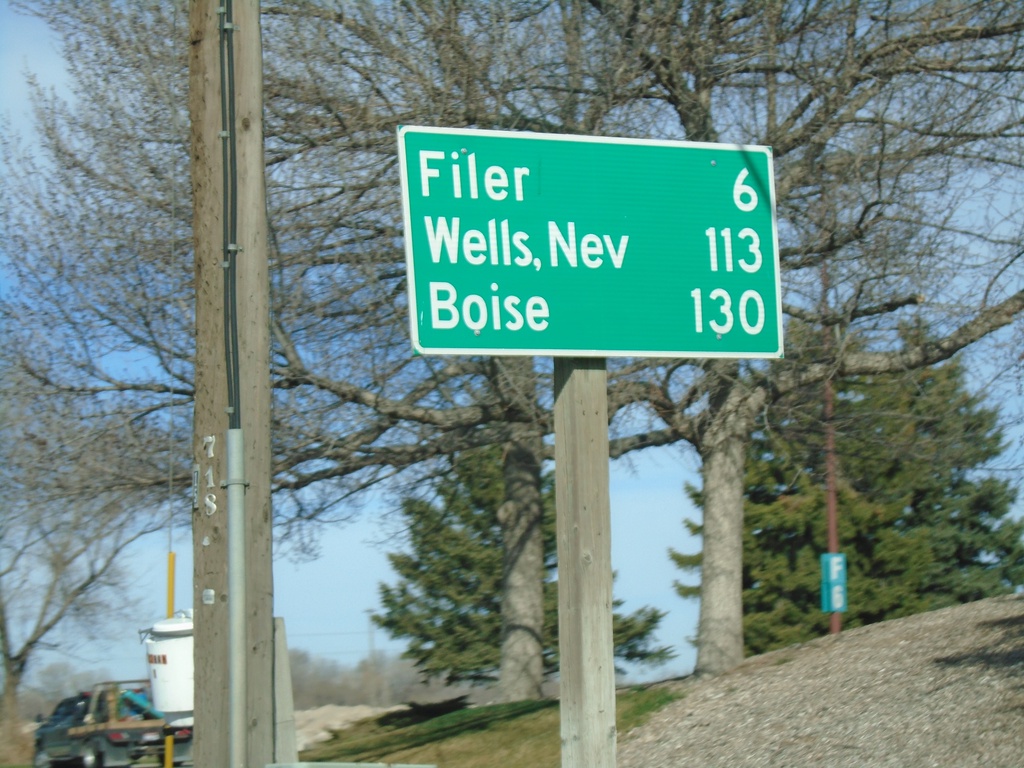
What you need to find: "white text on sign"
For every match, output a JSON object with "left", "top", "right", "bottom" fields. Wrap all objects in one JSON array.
[{"left": 419, "top": 151, "right": 530, "bottom": 201}]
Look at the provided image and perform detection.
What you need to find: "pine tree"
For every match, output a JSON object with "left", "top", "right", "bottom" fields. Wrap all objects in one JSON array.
[
  {"left": 672, "top": 353, "right": 1024, "bottom": 656},
  {"left": 376, "top": 447, "right": 673, "bottom": 685}
]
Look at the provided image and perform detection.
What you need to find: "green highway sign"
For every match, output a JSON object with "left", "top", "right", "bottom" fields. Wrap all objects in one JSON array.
[{"left": 397, "top": 126, "right": 783, "bottom": 358}]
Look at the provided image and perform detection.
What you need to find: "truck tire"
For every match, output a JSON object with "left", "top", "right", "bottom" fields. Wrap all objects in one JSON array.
[
  {"left": 32, "top": 748, "right": 51, "bottom": 768},
  {"left": 79, "top": 742, "right": 104, "bottom": 768}
]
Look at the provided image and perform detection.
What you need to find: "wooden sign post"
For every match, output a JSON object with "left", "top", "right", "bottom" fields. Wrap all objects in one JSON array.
[
  {"left": 554, "top": 358, "right": 616, "bottom": 768},
  {"left": 397, "top": 125, "right": 781, "bottom": 768}
]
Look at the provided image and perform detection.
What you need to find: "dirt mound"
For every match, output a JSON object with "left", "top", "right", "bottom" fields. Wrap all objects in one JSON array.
[
  {"left": 619, "top": 594, "right": 1024, "bottom": 767},
  {"left": 293, "top": 703, "right": 407, "bottom": 752}
]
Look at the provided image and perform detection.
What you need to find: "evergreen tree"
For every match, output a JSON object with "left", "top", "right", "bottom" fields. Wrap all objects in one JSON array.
[
  {"left": 673, "top": 354, "right": 1024, "bottom": 656},
  {"left": 376, "top": 447, "right": 673, "bottom": 685}
]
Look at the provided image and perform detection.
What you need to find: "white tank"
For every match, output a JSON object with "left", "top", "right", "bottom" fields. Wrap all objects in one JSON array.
[{"left": 144, "top": 610, "right": 194, "bottom": 727}]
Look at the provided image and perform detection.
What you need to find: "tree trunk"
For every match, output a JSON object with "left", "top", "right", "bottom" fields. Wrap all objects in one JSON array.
[
  {"left": 0, "top": 665, "right": 27, "bottom": 762},
  {"left": 694, "top": 373, "right": 760, "bottom": 676},
  {"left": 489, "top": 355, "right": 546, "bottom": 702},
  {"left": 497, "top": 432, "right": 546, "bottom": 701}
]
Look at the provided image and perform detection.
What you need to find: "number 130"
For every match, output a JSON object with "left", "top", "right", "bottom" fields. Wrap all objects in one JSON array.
[{"left": 691, "top": 288, "right": 766, "bottom": 336}]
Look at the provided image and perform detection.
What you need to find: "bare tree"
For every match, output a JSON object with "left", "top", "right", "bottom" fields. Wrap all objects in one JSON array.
[
  {"left": 287, "top": 648, "right": 472, "bottom": 710},
  {"left": 3, "top": 1, "right": 1022, "bottom": 698},
  {"left": 259, "top": 0, "right": 651, "bottom": 700},
  {"left": 25, "top": 662, "right": 113, "bottom": 715},
  {"left": 0, "top": 349, "right": 168, "bottom": 757},
  {"left": 591, "top": 1, "right": 1024, "bottom": 674},
  {"left": 261, "top": 0, "right": 1024, "bottom": 679}
]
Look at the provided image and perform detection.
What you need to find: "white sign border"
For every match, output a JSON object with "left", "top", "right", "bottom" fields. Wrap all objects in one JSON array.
[{"left": 397, "top": 125, "right": 783, "bottom": 359}]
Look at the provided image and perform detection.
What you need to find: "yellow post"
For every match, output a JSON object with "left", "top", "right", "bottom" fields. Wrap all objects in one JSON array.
[
  {"left": 164, "top": 551, "right": 176, "bottom": 768},
  {"left": 166, "top": 550, "right": 176, "bottom": 618}
]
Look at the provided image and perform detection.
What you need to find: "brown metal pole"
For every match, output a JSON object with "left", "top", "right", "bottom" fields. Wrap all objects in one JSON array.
[
  {"left": 821, "top": 256, "right": 841, "bottom": 635},
  {"left": 824, "top": 376, "right": 841, "bottom": 635}
]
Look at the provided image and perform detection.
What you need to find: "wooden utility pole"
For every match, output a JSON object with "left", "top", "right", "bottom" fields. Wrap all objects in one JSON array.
[
  {"left": 189, "top": 1, "right": 274, "bottom": 766},
  {"left": 554, "top": 358, "right": 616, "bottom": 768}
]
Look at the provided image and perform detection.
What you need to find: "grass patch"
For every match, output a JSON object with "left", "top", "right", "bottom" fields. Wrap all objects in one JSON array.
[
  {"left": 302, "top": 685, "right": 683, "bottom": 768},
  {"left": 617, "top": 684, "right": 683, "bottom": 734}
]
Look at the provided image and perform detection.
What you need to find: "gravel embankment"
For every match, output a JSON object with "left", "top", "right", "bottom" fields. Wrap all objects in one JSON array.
[
  {"left": 294, "top": 704, "right": 407, "bottom": 752},
  {"left": 618, "top": 594, "right": 1024, "bottom": 767}
]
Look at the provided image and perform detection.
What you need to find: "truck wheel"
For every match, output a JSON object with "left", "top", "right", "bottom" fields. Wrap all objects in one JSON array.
[
  {"left": 79, "top": 742, "right": 104, "bottom": 768},
  {"left": 32, "top": 748, "right": 50, "bottom": 768}
]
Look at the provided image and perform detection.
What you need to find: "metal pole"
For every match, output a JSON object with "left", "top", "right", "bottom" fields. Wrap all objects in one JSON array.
[
  {"left": 821, "top": 261, "right": 841, "bottom": 635},
  {"left": 226, "top": 427, "right": 247, "bottom": 768},
  {"left": 824, "top": 378, "right": 841, "bottom": 635}
]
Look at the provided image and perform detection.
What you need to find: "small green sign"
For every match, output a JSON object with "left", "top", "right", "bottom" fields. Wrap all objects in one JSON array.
[
  {"left": 397, "top": 126, "right": 782, "bottom": 358},
  {"left": 821, "top": 553, "right": 848, "bottom": 613}
]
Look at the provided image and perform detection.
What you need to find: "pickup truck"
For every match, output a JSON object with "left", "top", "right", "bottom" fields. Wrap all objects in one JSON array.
[{"left": 33, "top": 680, "right": 193, "bottom": 767}]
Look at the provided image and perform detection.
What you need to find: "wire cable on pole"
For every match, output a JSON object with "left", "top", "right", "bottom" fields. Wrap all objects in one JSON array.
[{"left": 219, "top": 0, "right": 242, "bottom": 431}]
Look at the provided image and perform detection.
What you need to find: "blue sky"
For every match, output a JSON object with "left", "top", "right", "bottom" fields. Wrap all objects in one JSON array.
[
  {"left": 1, "top": 1, "right": 67, "bottom": 134},
  {"left": 97, "top": 452, "right": 702, "bottom": 684},
  {"left": 0, "top": 0, "right": 701, "bottom": 689}
]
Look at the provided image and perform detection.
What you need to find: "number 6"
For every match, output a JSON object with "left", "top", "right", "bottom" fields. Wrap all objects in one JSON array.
[{"left": 733, "top": 168, "right": 758, "bottom": 212}]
